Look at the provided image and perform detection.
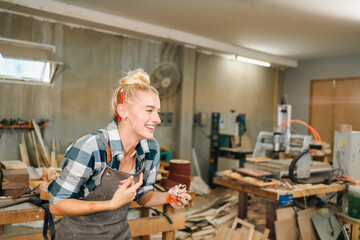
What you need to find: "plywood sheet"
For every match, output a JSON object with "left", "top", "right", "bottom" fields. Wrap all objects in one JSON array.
[
  {"left": 274, "top": 218, "right": 298, "bottom": 240},
  {"left": 297, "top": 208, "right": 319, "bottom": 240},
  {"left": 276, "top": 207, "right": 295, "bottom": 221}
]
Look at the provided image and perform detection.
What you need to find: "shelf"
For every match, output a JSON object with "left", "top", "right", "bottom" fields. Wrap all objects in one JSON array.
[{"left": 0, "top": 124, "right": 47, "bottom": 129}]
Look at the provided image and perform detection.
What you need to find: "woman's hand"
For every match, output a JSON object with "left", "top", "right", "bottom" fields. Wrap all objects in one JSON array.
[
  {"left": 169, "top": 192, "right": 191, "bottom": 209},
  {"left": 108, "top": 173, "right": 143, "bottom": 210}
]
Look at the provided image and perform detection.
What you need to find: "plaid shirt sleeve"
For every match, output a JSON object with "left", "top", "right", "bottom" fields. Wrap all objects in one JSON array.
[
  {"left": 135, "top": 139, "right": 160, "bottom": 200},
  {"left": 48, "top": 134, "right": 103, "bottom": 204}
]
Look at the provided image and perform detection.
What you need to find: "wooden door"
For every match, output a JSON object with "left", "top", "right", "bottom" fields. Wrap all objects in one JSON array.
[{"left": 309, "top": 78, "right": 360, "bottom": 154}]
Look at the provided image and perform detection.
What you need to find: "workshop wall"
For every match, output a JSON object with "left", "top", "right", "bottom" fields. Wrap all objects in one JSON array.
[
  {"left": 0, "top": 11, "right": 282, "bottom": 181},
  {"left": 192, "top": 53, "right": 283, "bottom": 181},
  {"left": 0, "top": 12, "right": 183, "bottom": 161},
  {"left": 0, "top": 13, "right": 62, "bottom": 161},
  {"left": 284, "top": 53, "right": 360, "bottom": 134}
]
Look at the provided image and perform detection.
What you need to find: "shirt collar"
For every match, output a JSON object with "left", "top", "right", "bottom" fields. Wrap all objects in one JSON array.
[{"left": 105, "top": 121, "right": 150, "bottom": 161}]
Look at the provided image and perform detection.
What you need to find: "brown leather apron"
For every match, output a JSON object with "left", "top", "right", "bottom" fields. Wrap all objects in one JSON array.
[{"left": 55, "top": 137, "right": 144, "bottom": 240}]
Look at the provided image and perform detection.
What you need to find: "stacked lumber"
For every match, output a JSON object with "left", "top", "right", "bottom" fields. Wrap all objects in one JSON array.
[{"left": 0, "top": 160, "right": 29, "bottom": 197}]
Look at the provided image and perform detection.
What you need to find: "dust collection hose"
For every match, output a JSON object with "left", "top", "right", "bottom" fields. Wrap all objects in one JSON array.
[
  {"left": 289, "top": 149, "right": 310, "bottom": 183},
  {"left": 289, "top": 144, "right": 322, "bottom": 183},
  {"left": 279, "top": 119, "right": 322, "bottom": 183}
]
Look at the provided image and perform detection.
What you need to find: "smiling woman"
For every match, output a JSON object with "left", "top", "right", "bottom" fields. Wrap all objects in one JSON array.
[{"left": 47, "top": 69, "right": 191, "bottom": 240}]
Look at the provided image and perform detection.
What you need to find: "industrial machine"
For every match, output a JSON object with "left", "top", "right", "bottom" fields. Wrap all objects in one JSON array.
[
  {"left": 208, "top": 111, "right": 249, "bottom": 187},
  {"left": 333, "top": 131, "right": 360, "bottom": 181},
  {"left": 251, "top": 104, "right": 323, "bottom": 182}
]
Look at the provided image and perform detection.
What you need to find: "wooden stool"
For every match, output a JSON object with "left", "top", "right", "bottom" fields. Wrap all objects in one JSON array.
[{"left": 336, "top": 212, "right": 360, "bottom": 240}]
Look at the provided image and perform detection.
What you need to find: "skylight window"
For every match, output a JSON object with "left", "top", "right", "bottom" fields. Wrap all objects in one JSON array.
[{"left": 0, "top": 38, "right": 63, "bottom": 84}]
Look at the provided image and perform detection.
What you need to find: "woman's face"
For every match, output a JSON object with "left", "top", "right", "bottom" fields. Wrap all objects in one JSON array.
[{"left": 126, "top": 91, "right": 161, "bottom": 140}]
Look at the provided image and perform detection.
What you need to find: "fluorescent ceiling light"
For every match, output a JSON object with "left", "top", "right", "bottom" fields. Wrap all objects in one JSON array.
[{"left": 236, "top": 56, "right": 271, "bottom": 67}]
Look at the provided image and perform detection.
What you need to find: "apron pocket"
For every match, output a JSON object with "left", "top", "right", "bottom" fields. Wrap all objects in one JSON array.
[
  {"left": 72, "top": 233, "right": 113, "bottom": 240},
  {"left": 92, "top": 209, "right": 120, "bottom": 221}
]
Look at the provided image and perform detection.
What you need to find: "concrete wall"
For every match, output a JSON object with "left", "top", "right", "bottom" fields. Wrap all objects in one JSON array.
[
  {"left": 0, "top": 12, "right": 183, "bottom": 162},
  {"left": 1, "top": 12, "right": 281, "bottom": 183},
  {"left": 283, "top": 53, "right": 360, "bottom": 134},
  {"left": 192, "top": 53, "right": 283, "bottom": 181}
]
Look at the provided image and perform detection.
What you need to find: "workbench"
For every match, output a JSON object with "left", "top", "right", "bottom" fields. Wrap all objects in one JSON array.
[
  {"left": 0, "top": 200, "right": 188, "bottom": 240},
  {"left": 214, "top": 176, "right": 347, "bottom": 239}
]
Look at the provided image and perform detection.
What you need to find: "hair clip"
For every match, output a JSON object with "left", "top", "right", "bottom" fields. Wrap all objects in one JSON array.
[{"left": 118, "top": 90, "right": 124, "bottom": 121}]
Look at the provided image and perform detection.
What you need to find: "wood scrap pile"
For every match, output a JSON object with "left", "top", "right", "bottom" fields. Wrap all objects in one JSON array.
[
  {"left": 29, "top": 168, "right": 60, "bottom": 200},
  {"left": 215, "top": 218, "right": 270, "bottom": 240},
  {"left": 19, "top": 120, "right": 63, "bottom": 168},
  {"left": 247, "top": 195, "right": 266, "bottom": 226},
  {"left": 274, "top": 206, "right": 339, "bottom": 240},
  {"left": 177, "top": 194, "right": 269, "bottom": 240}
]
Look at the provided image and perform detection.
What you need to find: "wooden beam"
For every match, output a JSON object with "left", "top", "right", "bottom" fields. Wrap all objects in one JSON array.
[
  {"left": 291, "top": 184, "right": 346, "bottom": 198},
  {"left": 0, "top": 208, "right": 61, "bottom": 225},
  {"left": 213, "top": 177, "right": 279, "bottom": 200},
  {"left": 0, "top": 232, "right": 51, "bottom": 240},
  {"left": 128, "top": 213, "right": 185, "bottom": 237}
]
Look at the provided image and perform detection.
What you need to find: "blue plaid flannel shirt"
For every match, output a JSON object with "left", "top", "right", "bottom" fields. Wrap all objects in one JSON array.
[{"left": 48, "top": 120, "right": 160, "bottom": 204}]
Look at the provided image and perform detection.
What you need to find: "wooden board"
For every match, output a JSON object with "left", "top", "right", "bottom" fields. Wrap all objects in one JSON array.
[
  {"left": 223, "top": 170, "right": 281, "bottom": 187},
  {"left": 128, "top": 213, "right": 185, "bottom": 237},
  {"left": 231, "top": 218, "right": 255, "bottom": 240},
  {"left": 0, "top": 232, "right": 52, "bottom": 240},
  {"left": 297, "top": 208, "right": 320, "bottom": 240},
  {"left": 246, "top": 159, "right": 331, "bottom": 171},
  {"left": 32, "top": 120, "right": 50, "bottom": 166},
  {"left": 0, "top": 161, "right": 27, "bottom": 170},
  {"left": 215, "top": 225, "right": 243, "bottom": 240},
  {"left": 246, "top": 157, "right": 271, "bottom": 163},
  {"left": 276, "top": 207, "right": 295, "bottom": 221},
  {"left": 30, "top": 131, "right": 41, "bottom": 167},
  {"left": 0, "top": 207, "right": 61, "bottom": 225},
  {"left": 235, "top": 168, "right": 272, "bottom": 177},
  {"left": 214, "top": 177, "right": 347, "bottom": 202},
  {"left": 274, "top": 218, "right": 298, "bottom": 240},
  {"left": 19, "top": 132, "right": 30, "bottom": 166}
]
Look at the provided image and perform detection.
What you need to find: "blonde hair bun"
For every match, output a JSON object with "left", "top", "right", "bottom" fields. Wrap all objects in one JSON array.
[
  {"left": 112, "top": 68, "right": 158, "bottom": 123},
  {"left": 120, "top": 69, "right": 150, "bottom": 86}
]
